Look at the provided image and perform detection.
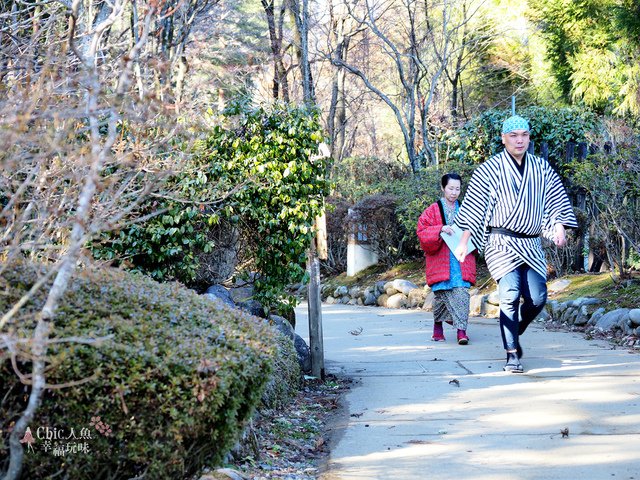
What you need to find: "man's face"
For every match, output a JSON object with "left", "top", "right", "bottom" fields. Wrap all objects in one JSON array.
[{"left": 501, "top": 129, "right": 530, "bottom": 161}]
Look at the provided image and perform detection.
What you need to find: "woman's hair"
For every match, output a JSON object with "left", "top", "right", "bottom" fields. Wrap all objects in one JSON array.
[{"left": 441, "top": 172, "right": 462, "bottom": 188}]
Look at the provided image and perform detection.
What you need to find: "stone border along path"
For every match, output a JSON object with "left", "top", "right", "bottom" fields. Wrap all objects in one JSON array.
[{"left": 295, "top": 302, "right": 640, "bottom": 480}]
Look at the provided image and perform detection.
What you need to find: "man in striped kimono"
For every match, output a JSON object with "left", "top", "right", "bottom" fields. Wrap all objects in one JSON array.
[{"left": 454, "top": 115, "right": 578, "bottom": 373}]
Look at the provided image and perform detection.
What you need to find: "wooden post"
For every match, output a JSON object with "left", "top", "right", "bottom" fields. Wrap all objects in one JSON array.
[
  {"left": 307, "top": 238, "right": 325, "bottom": 379},
  {"left": 307, "top": 146, "right": 329, "bottom": 380}
]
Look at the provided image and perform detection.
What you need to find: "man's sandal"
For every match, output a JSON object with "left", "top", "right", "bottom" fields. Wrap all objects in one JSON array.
[{"left": 503, "top": 361, "right": 524, "bottom": 373}]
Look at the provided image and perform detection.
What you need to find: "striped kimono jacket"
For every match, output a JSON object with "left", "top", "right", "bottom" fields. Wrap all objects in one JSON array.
[{"left": 455, "top": 150, "right": 578, "bottom": 281}]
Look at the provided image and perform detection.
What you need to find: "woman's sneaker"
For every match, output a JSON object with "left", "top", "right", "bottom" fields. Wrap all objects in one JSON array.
[{"left": 457, "top": 329, "right": 469, "bottom": 345}]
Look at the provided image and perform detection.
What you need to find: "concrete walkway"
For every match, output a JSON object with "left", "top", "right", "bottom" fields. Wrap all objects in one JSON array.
[{"left": 295, "top": 303, "right": 640, "bottom": 480}]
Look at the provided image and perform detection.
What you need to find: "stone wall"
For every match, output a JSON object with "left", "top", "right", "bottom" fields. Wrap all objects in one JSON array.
[{"left": 321, "top": 278, "right": 501, "bottom": 317}]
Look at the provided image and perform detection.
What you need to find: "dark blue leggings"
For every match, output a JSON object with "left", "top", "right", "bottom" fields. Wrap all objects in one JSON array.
[{"left": 497, "top": 264, "right": 547, "bottom": 351}]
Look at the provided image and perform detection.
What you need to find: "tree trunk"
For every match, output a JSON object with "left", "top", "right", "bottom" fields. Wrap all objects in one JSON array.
[
  {"left": 262, "top": 0, "right": 290, "bottom": 101},
  {"left": 328, "top": 2, "right": 351, "bottom": 165},
  {"left": 289, "top": 0, "right": 314, "bottom": 104}
]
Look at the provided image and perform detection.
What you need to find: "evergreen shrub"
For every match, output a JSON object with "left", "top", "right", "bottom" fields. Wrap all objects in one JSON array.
[
  {"left": 92, "top": 102, "right": 329, "bottom": 314},
  {"left": 444, "top": 106, "right": 598, "bottom": 168},
  {"left": 0, "top": 261, "right": 276, "bottom": 479}
]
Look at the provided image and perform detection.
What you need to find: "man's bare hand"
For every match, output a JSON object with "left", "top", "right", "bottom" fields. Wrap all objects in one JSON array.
[
  {"left": 441, "top": 225, "right": 454, "bottom": 235},
  {"left": 454, "top": 243, "right": 468, "bottom": 263},
  {"left": 554, "top": 224, "right": 567, "bottom": 247},
  {"left": 454, "top": 230, "right": 472, "bottom": 262}
]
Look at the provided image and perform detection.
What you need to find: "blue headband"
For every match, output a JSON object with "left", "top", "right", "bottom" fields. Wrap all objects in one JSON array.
[{"left": 502, "top": 115, "right": 530, "bottom": 134}]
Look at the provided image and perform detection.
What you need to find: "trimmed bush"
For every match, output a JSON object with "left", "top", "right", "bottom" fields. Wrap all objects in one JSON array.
[
  {"left": 0, "top": 261, "right": 277, "bottom": 479},
  {"left": 260, "top": 331, "right": 301, "bottom": 410}
]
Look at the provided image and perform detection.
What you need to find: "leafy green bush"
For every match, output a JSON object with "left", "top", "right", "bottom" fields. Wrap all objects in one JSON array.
[
  {"left": 444, "top": 106, "right": 598, "bottom": 167},
  {"left": 1, "top": 261, "right": 277, "bottom": 479},
  {"left": 92, "top": 101, "right": 329, "bottom": 314},
  {"left": 199, "top": 101, "right": 329, "bottom": 312},
  {"left": 567, "top": 146, "right": 640, "bottom": 276}
]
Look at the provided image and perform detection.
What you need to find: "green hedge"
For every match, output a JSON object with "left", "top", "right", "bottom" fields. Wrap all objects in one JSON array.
[{"left": 0, "top": 261, "right": 277, "bottom": 479}]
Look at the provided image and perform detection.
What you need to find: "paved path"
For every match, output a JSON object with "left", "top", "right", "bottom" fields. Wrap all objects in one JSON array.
[{"left": 295, "top": 303, "right": 640, "bottom": 480}]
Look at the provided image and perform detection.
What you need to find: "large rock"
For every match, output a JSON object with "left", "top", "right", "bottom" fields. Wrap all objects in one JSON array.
[
  {"left": 595, "top": 308, "right": 630, "bottom": 332},
  {"left": 469, "top": 293, "right": 485, "bottom": 316},
  {"left": 547, "top": 300, "right": 560, "bottom": 318},
  {"left": 560, "top": 306, "right": 578, "bottom": 324},
  {"left": 572, "top": 297, "right": 602, "bottom": 308},
  {"left": 622, "top": 319, "right": 634, "bottom": 335},
  {"left": 269, "top": 315, "right": 294, "bottom": 340},
  {"left": 377, "top": 293, "right": 389, "bottom": 307},
  {"left": 548, "top": 278, "right": 571, "bottom": 294},
  {"left": 573, "top": 305, "right": 589, "bottom": 326},
  {"left": 321, "top": 284, "right": 334, "bottom": 298},
  {"left": 385, "top": 293, "right": 408, "bottom": 309},
  {"left": 349, "top": 286, "right": 363, "bottom": 299},
  {"left": 486, "top": 290, "right": 500, "bottom": 306},
  {"left": 229, "top": 275, "right": 258, "bottom": 303},
  {"left": 588, "top": 307, "right": 606, "bottom": 326},
  {"left": 629, "top": 309, "right": 640, "bottom": 326},
  {"left": 421, "top": 291, "right": 435, "bottom": 311},
  {"left": 536, "top": 308, "right": 551, "bottom": 322},
  {"left": 482, "top": 302, "right": 500, "bottom": 318},
  {"left": 334, "top": 285, "right": 348, "bottom": 297},
  {"left": 363, "top": 291, "right": 378, "bottom": 306},
  {"left": 294, "top": 334, "right": 312, "bottom": 373},
  {"left": 407, "top": 288, "right": 428, "bottom": 308},
  {"left": 392, "top": 279, "right": 419, "bottom": 295},
  {"left": 237, "top": 299, "right": 266, "bottom": 318},
  {"left": 204, "top": 284, "right": 236, "bottom": 308},
  {"left": 549, "top": 300, "right": 569, "bottom": 319}
]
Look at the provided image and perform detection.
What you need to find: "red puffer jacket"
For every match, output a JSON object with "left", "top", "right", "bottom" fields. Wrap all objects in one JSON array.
[{"left": 416, "top": 201, "right": 476, "bottom": 287}]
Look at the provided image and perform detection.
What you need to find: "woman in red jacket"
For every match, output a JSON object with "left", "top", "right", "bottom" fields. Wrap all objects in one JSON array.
[{"left": 416, "top": 173, "right": 476, "bottom": 344}]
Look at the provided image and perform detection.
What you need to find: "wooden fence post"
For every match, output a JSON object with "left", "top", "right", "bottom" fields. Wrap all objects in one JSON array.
[{"left": 307, "top": 239, "right": 325, "bottom": 380}]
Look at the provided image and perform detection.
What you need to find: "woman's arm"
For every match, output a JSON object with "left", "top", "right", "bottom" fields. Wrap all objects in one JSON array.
[{"left": 416, "top": 205, "right": 444, "bottom": 255}]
